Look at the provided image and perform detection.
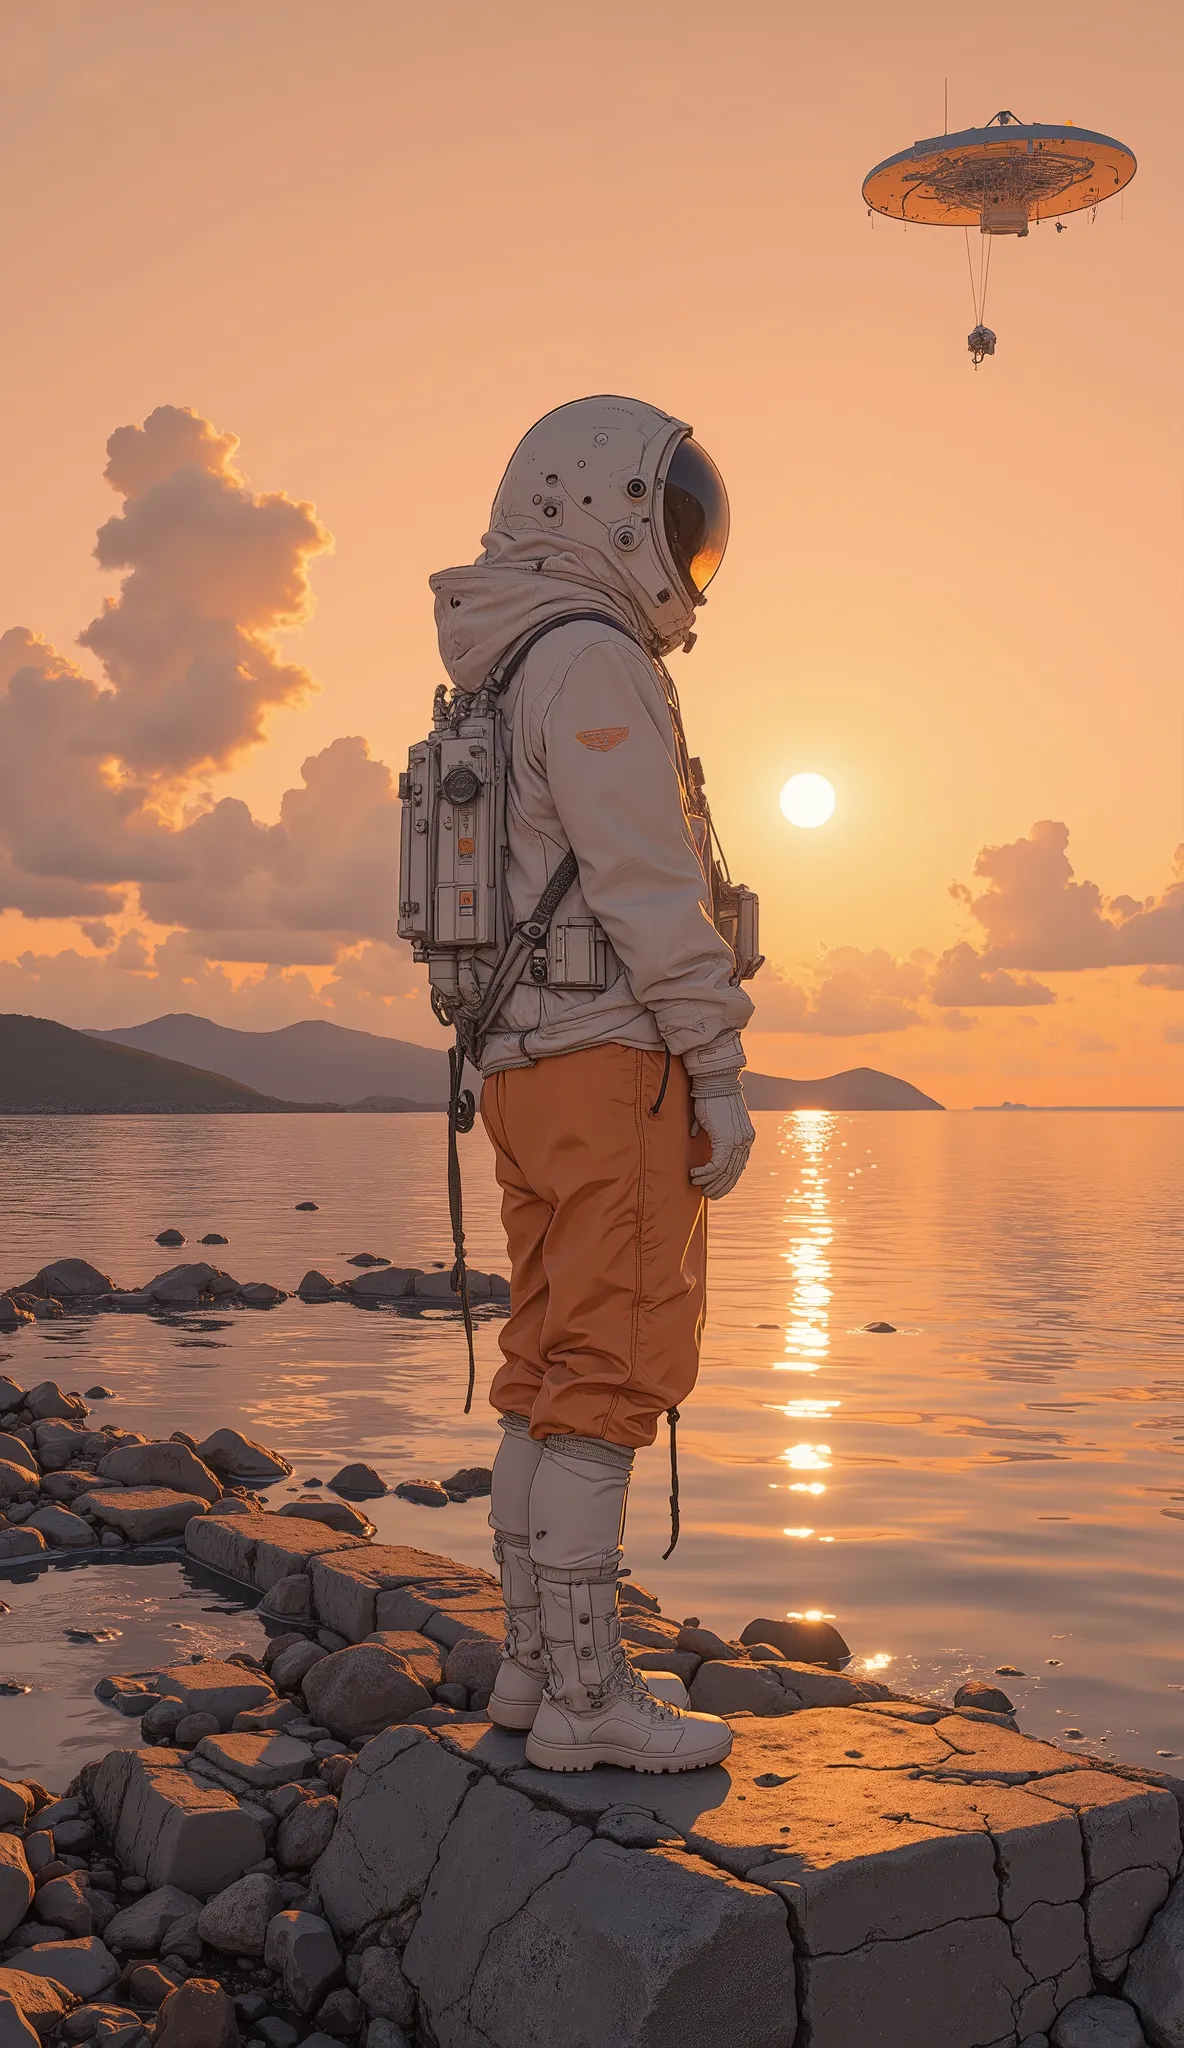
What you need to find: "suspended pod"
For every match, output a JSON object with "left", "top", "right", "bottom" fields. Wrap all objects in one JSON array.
[{"left": 862, "top": 110, "right": 1137, "bottom": 364}]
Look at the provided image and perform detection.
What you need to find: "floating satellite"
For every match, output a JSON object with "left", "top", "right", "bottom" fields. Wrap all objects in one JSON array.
[{"left": 862, "top": 110, "right": 1137, "bottom": 364}]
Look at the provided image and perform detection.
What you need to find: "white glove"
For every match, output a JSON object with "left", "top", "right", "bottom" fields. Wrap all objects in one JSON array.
[{"left": 690, "top": 1075, "right": 755, "bottom": 1200}]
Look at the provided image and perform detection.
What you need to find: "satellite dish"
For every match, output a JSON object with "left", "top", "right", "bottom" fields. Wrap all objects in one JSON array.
[{"left": 862, "top": 111, "right": 1137, "bottom": 363}]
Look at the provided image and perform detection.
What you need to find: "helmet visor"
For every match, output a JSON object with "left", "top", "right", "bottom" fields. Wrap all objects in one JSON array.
[{"left": 662, "top": 436, "right": 729, "bottom": 597}]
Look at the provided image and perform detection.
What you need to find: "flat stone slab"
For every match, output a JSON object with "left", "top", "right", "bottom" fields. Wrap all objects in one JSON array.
[
  {"left": 91, "top": 1749, "right": 266, "bottom": 1899},
  {"left": 77, "top": 1488, "right": 209, "bottom": 1540},
  {"left": 308, "top": 1543, "right": 499, "bottom": 1644},
  {"left": 194, "top": 1732, "right": 319, "bottom": 1789},
  {"left": 156, "top": 1661, "right": 276, "bottom": 1730},
  {"left": 186, "top": 1511, "right": 366, "bottom": 1592}
]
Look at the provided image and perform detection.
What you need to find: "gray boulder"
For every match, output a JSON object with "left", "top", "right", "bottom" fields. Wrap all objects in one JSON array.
[
  {"left": 0, "top": 1970, "right": 74, "bottom": 2036},
  {"left": 197, "top": 1872, "right": 282, "bottom": 1956},
  {"left": 302, "top": 1644, "right": 432, "bottom": 1742},
  {"left": 21, "top": 1259, "right": 112, "bottom": 1301},
  {"left": 196, "top": 1428, "right": 291, "bottom": 1481},
  {"left": 90, "top": 1749, "right": 266, "bottom": 1897},
  {"left": 156, "top": 1659, "right": 276, "bottom": 1729},
  {"left": 0, "top": 1780, "right": 33, "bottom": 1828},
  {"left": 276, "top": 1796, "right": 338, "bottom": 1871},
  {"left": 443, "top": 1638, "right": 502, "bottom": 1695},
  {"left": 688, "top": 1662, "right": 790, "bottom": 1716},
  {"left": 0, "top": 1992, "right": 38, "bottom": 2046},
  {"left": 27, "top": 1504, "right": 93, "bottom": 1549},
  {"left": 1051, "top": 1996, "right": 1147, "bottom": 2045},
  {"left": 96, "top": 1442, "right": 221, "bottom": 1503},
  {"left": 264, "top": 1910, "right": 343, "bottom": 2013},
  {"left": 280, "top": 1500, "right": 373, "bottom": 1536},
  {"left": 739, "top": 1615, "right": 851, "bottom": 1663},
  {"left": 34, "top": 1873, "right": 91, "bottom": 1935},
  {"left": 15, "top": 1937, "right": 119, "bottom": 1999},
  {"left": 271, "top": 1641, "right": 328, "bottom": 1692},
  {"left": 77, "top": 1487, "right": 209, "bottom": 1541},
  {"left": 0, "top": 1837, "right": 32, "bottom": 1942},
  {"left": 153, "top": 1976, "right": 240, "bottom": 2047},
  {"left": 1126, "top": 1876, "right": 1184, "bottom": 2045},
  {"left": 103, "top": 1885, "right": 202, "bottom": 1952},
  {"left": 956, "top": 1679, "right": 1017, "bottom": 1715},
  {"left": 357, "top": 1948, "right": 415, "bottom": 2025},
  {"left": 326, "top": 1462, "right": 385, "bottom": 1498},
  {"left": 0, "top": 1528, "right": 45, "bottom": 1559},
  {"left": 0, "top": 1460, "right": 38, "bottom": 1505},
  {"left": 262, "top": 1573, "right": 313, "bottom": 1621}
]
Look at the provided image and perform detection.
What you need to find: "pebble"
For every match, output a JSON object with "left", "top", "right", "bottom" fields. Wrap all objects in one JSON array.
[
  {"left": 394, "top": 1480, "right": 450, "bottom": 1508},
  {"left": 154, "top": 1231, "right": 185, "bottom": 1247},
  {"left": 84, "top": 1388, "right": 114, "bottom": 1400},
  {"left": 200, "top": 1236, "right": 229, "bottom": 1246},
  {"left": 864, "top": 1321, "right": 897, "bottom": 1333},
  {"left": 294, "top": 1203, "right": 319, "bottom": 1211}
]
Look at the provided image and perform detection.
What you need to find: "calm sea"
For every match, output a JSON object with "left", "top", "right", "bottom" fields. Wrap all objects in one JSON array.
[{"left": 2, "top": 1108, "right": 1183, "bottom": 1786}]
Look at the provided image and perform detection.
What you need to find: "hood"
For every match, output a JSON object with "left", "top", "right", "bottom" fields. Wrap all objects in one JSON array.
[{"left": 430, "top": 528, "right": 650, "bottom": 697}]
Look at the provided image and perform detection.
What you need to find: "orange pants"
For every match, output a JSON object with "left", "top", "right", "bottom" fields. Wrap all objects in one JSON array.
[{"left": 481, "top": 1044, "right": 709, "bottom": 1448}]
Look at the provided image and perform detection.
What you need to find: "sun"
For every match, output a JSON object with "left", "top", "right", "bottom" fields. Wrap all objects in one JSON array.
[{"left": 780, "top": 773, "right": 836, "bottom": 829}]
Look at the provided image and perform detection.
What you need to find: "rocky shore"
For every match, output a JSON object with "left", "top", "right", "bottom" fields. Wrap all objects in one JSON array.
[
  {"left": 2, "top": 1376, "right": 1184, "bottom": 2046},
  {"left": 0, "top": 1257, "right": 510, "bottom": 1333}
]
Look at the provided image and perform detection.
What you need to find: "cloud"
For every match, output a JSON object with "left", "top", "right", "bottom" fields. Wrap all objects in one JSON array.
[
  {"left": 952, "top": 821, "right": 1184, "bottom": 972},
  {"left": 929, "top": 940, "right": 1055, "bottom": 1008},
  {"left": 753, "top": 948, "right": 926, "bottom": 1036}
]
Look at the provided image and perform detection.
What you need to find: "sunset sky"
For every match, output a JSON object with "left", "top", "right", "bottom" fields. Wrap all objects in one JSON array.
[{"left": 1, "top": 0, "right": 1182, "bottom": 1107}]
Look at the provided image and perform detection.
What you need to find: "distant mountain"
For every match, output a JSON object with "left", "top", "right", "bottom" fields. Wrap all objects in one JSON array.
[
  {"left": 0, "top": 1014, "right": 284, "bottom": 1113},
  {"left": 87, "top": 1016, "right": 940, "bottom": 1113},
  {"left": 743, "top": 1066, "right": 943, "bottom": 1111},
  {"left": 89, "top": 1014, "right": 448, "bottom": 1106}
]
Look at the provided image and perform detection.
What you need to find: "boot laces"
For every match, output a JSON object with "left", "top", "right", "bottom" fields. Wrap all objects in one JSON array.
[{"left": 592, "top": 1655, "right": 682, "bottom": 1721}]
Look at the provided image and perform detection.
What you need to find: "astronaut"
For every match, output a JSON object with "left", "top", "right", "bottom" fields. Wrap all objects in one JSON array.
[{"left": 429, "top": 396, "right": 755, "bottom": 1773}]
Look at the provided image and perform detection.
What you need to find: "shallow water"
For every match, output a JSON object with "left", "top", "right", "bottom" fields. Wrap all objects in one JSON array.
[{"left": 2, "top": 1108, "right": 1184, "bottom": 1780}]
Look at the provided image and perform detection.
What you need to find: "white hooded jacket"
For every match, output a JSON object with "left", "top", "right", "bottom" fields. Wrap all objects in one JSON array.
[{"left": 430, "top": 523, "right": 753, "bottom": 1076}]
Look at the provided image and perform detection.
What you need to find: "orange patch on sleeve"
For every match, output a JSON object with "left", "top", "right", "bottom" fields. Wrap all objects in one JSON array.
[{"left": 577, "top": 726, "right": 630, "bottom": 751}]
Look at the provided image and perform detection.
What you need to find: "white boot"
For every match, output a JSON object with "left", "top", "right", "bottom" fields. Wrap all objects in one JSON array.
[
  {"left": 524, "top": 1434, "right": 732, "bottom": 1774},
  {"left": 487, "top": 1412, "right": 547, "bottom": 1730}
]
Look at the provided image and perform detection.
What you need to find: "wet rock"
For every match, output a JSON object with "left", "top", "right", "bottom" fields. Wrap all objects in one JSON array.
[
  {"left": 269, "top": 1642, "right": 328, "bottom": 1693},
  {"left": 28, "top": 1505, "right": 95, "bottom": 1549},
  {"left": 0, "top": 1529, "right": 45, "bottom": 1560},
  {"left": 688, "top": 1663, "right": 790, "bottom": 1717},
  {"left": 275, "top": 1797, "right": 337, "bottom": 1871},
  {"left": 347, "top": 1270, "right": 419, "bottom": 1303},
  {"left": 96, "top": 1444, "right": 221, "bottom": 1505},
  {"left": 76, "top": 1490, "right": 208, "bottom": 1542},
  {"left": 302, "top": 1645, "right": 433, "bottom": 1743},
  {"left": 0, "top": 1968, "right": 75, "bottom": 2034},
  {"left": 21, "top": 1260, "right": 113, "bottom": 1303},
  {"left": 144, "top": 1264, "right": 238, "bottom": 1306},
  {"left": 956, "top": 1679, "right": 1017, "bottom": 1715},
  {"left": 240, "top": 1283, "right": 287, "bottom": 1308},
  {"left": 278, "top": 1501, "right": 372, "bottom": 1536},
  {"left": 0, "top": 1461, "right": 39, "bottom": 1505},
  {"left": 347, "top": 1254, "right": 390, "bottom": 1267},
  {"left": 261, "top": 1574, "right": 313, "bottom": 1622},
  {"left": 90, "top": 1750, "right": 266, "bottom": 1897},
  {"left": 152, "top": 1976, "right": 239, "bottom": 2048},
  {"left": 295, "top": 1203, "right": 319, "bottom": 1212},
  {"left": 393, "top": 1481, "right": 449, "bottom": 1508},
  {"left": 739, "top": 1615, "right": 851, "bottom": 1665},
  {"left": 439, "top": 1467, "right": 493, "bottom": 1501},
  {"left": 326, "top": 1464, "right": 385, "bottom": 1500},
  {"left": 412, "top": 1270, "right": 488, "bottom": 1303},
  {"left": 195, "top": 1430, "right": 291, "bottom": 1483},
  {"left": 193, "top": 1732, "right": 319, "bottom": 1791},
  {"left": 0, "top": 1298, "right": 32, "bottom": 1334},
  {"left": 199, "top": 1233, "right": 228, "bottom": 1245},
  {"left": 0, "top": 1836, "right": 33, "bottom": 1942},
  {"left": 17, "top": 1938, "right": 119, "bottom": 2000},
  {"left": 296, "top": 1272, "right": 344, "bottom": 1300},
  {"left": 1054, "top": 1999, "right": 1146, "bottom": 2045},
  {"left": 864, "top": 1321, "right": 897, "bottom": 1333},
  {"left": 264, "top": 1910, "right": 342, "bottom": 2014},
  {"left": 356, "top": 1947, "right": 415, "bottom": 2025},
  {"left": 196, "top": 1871, "right": 281, "bottom": 1956},
  {"left": 155, "top": 1231, "right": 184, "bottom": 1247},
  {"left": 102, "top": 1885, "right": 202, "bottom": 1954},
  {"left": 35, "top": 1874, "right": 93, "bottom": 1937}
]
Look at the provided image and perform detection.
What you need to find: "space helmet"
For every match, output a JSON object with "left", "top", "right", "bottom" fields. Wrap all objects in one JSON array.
[{"left": 489, "top": 395, "right": 729, "bottom": 655}]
